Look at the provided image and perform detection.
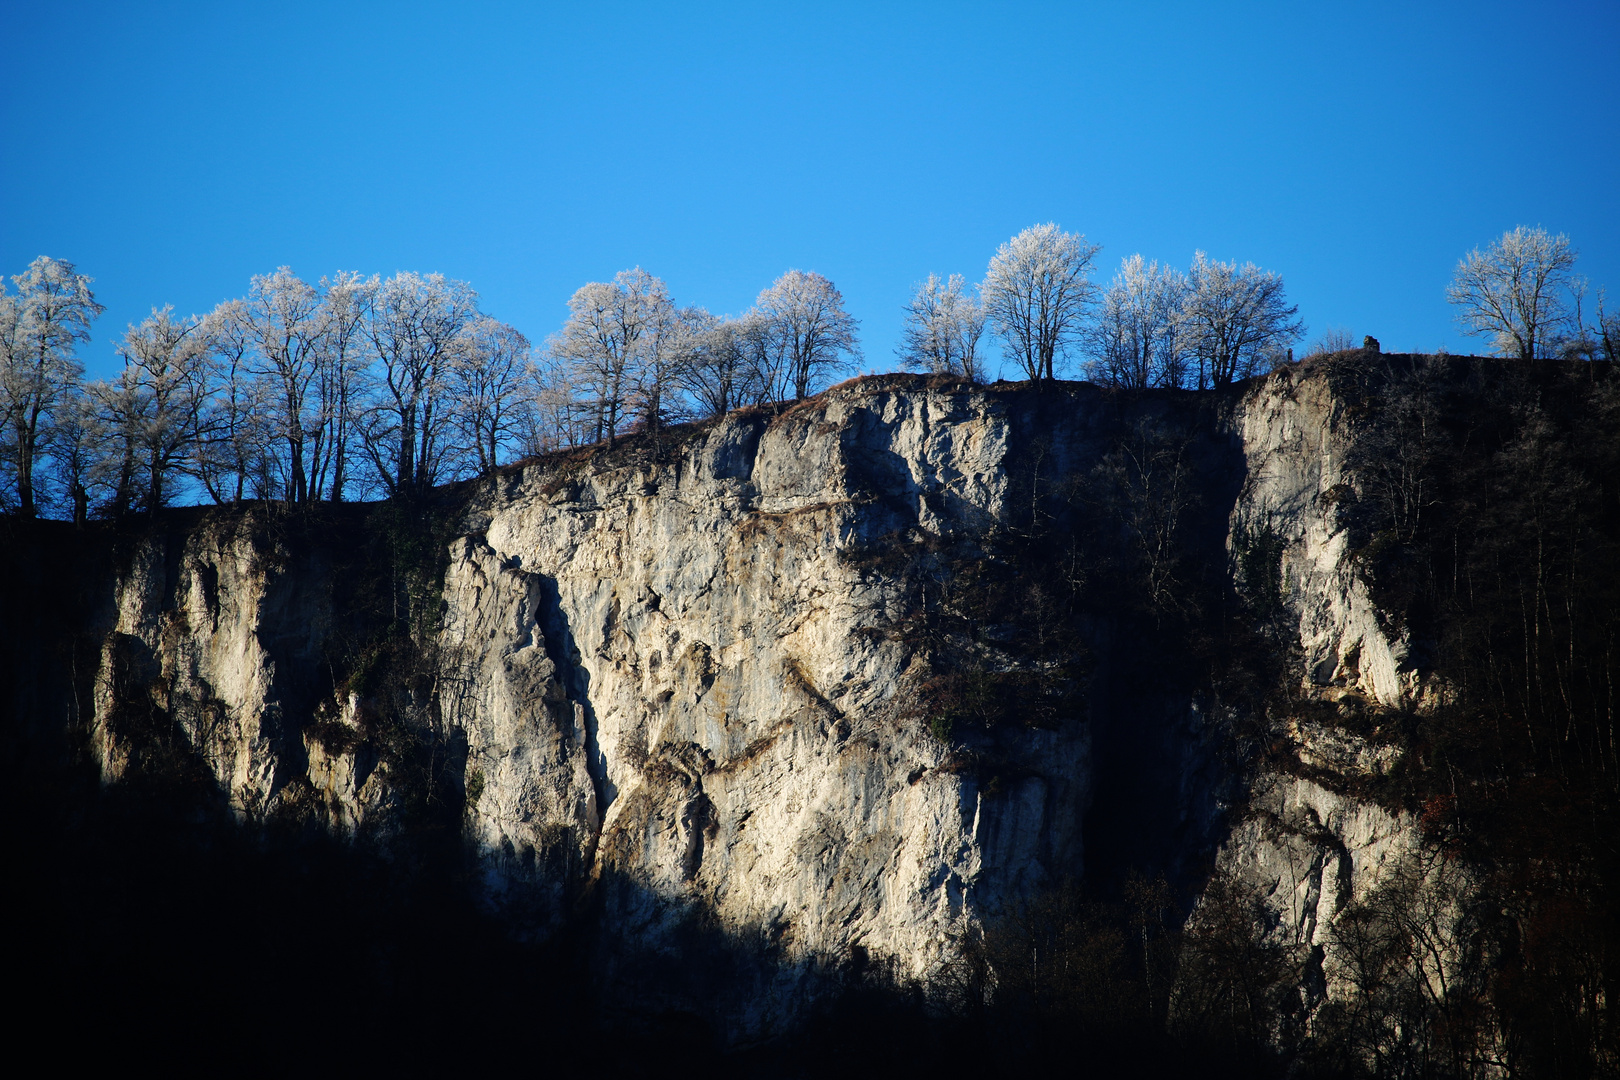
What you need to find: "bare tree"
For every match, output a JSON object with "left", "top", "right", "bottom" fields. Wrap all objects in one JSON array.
[
  {"left": 1446, "top": 225, "right": 1577, "bottom": 360},
  {"left": 1597, "top": 289, "right": 1620, "bottom": 362},
  {"left": 87, "top": 374, "right": 142, "bottom": 516},
  {"left": 1348, "top": 354, "right": 1449, "bottom": 542},
  {"left": 1323, "top": 845, "right": 1493, "bottom": 1077},
  {"left": 312, "top": 271, "right": 373, "bottom": 501},
  {"left": 1094, "top": 418, "right": 1198, "bottom": 615},
  {"left": 521, "top": 349, "right": 591, "bottom": 454},
  {"left": 0, "top": 286, "right": 20, "bottom": 512},
  {"left": 550, "top": 268, "right": 671, "bottom": 448},
  {"left": 361, "top": 271, "right": 479, "bottom": 495},
  {"left": 240, "top": 267, "right": 325, "bottom": 502},
  {"left": 102, "top": 307, "right": 218, "bottom": 510},
  {"left": 450, "top": 316, "right": 530, "bottom": 476},
  {"left": 1303, "top": 325, "right": 1357, "bottom": 359},
  {"left": 49, "top": 390, "right": 110, "bottom": 526},
  {"left": 1182, "top": 252, "right": 1304, "bottom": 388},
  {"left": 736, "top": 308, "right": 792, "bottom": 406},
  {"left": 751, "top": 269, "right": 861, "bottom": 400},
  {"left": 1086, "top": 255, "right": 1188, "bottom": 388},
  {"left": 981, "top": 223, "right": 1100, "bottom": 384},
  {"left": 631, "top": 291, "right": 689, "bottom": 445},
  {"left": 897, "top": 272, "right": 986, "bottom": 381},
  {"left": 196, "top": 299, "right": 272, "bottom": 504},
  {"left": 0, "top": 257, "right": 104, "bottom": 516},
  {"left": 673, "top": 309, "right": 758, "bottom": 419},
  {"left": 1171, "top": 868, "right": 1301, "bottom": 1055}
]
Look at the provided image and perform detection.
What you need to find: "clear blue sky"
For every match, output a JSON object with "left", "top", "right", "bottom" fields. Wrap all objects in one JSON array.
[{"left": 4, "top": 1, "right": 1616, "bottom": 381}]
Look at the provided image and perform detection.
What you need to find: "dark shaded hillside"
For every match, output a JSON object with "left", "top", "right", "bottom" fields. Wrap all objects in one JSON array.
[{"left": 1299, "top": 355, "right": 1620, "bottom": 1077}]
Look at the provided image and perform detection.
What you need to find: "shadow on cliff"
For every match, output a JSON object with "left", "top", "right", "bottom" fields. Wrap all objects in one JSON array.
[
  {"left": 6, "top": 786, "right": 1262, "bottom": 1077},
  {"left": 0, "top": 514, "right": 580, "bottom": 1071},
  {"left": 2, "top": 730, "right": 1248, "bottom": 1075}
]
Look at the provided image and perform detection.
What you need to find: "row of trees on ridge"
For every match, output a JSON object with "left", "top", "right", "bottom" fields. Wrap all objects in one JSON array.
[
  {"left": 0, "top": 260, "right": 865, "bottom": 518},
  {"left": 898, "top": 226, "right": 1307, "bottom": 390},
  {"left": 3, "top": 223, "right": 1614, "bottom": 518}
]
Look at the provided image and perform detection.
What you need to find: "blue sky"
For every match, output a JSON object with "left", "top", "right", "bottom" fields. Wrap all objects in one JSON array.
[{"left": 3, "top": 1, "right": 1616, "bottom": 381}]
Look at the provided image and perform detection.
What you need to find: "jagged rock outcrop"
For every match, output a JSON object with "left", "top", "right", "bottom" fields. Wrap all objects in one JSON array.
[{"left": 84, "top": 364, "right": 1442, "bottom": 1039}]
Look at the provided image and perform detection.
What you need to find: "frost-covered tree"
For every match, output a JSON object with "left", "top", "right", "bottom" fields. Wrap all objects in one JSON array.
[
  {"left": 632, "top": 294, "right": 690, "bottom": 443},
  {"left": 312, "top": 272, "right": 373, "bottom": 501},
  {"left": 981, "top": 224, "right": 1100, "bottom": 384},
  {"left": 101, "top": 306, "right": 217, "bottom": 510},
  {"left": 47, "top": 391, "right": 106, "bottom": 525},
  {"left": 0, "top": 257, "right": 103, "bottom": 516},
  {"left": 751, "top": 270, "right": 861, "bottom": 400},
  {"left": 361, "top": 271, "right": 479, "bottom": 496},
  {"left": 451, "top": 316, "right": 530, "bottom": 476},
  {"left": 550, "top": 268, "right": 673, "bottom": 448},
  {"left": 196, "top": 299, "right": 273, "bottom": 504},
  {"left": 897, "top": 273, "right": 986, "bottom": 381},
  {"left": 1086, "top": 255, "right": 1189, "bottom": 389},
  {"left": 86, "top": 374, "right": 141, "bottom": 517},
  {"left": 1181, "top": 252, "right": 1304, "bottom": 388},
  {"left": 0, "top": 288, "right": 19, "bottom": 510},
  {"left": 736, "top": 308, "right": 792, "bottom": 406},
  {"left": 522, "top": 350, "right": 592, "bottom": 454},
  {"left": 672, "top": 308, "right": 756, "bottom": 419},
  {"left": 1446, "top": 225, "right": 1577, "bottom": 360},
  {"left": 240, "top": 268, "right": 326, "bottom": 502}
]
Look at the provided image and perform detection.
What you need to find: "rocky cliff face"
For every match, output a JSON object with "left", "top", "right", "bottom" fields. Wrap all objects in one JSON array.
[
  {"left": 1221, "top": 366, "right": 1429, "bottom": 1016},
  {"left": 84, "top": 364, "right": 1436, "bottom": 1040}
]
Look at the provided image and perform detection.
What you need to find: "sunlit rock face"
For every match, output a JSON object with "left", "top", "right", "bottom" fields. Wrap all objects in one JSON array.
[
  {"left": 448, "top": 388, "right": 1099, "bottom": 1036},
  {"left": 88, "top": 366, "right": 1432, "bottom": 1039}
]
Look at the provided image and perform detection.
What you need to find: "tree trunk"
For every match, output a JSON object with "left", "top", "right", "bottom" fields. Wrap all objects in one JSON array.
[{"left": 17, "top": 402, "right": 41, "bottom": 517}]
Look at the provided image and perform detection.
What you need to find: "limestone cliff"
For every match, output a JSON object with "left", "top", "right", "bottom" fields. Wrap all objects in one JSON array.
[{"left": 77, "top": 362, "right": 1451, "bottom": 1041}]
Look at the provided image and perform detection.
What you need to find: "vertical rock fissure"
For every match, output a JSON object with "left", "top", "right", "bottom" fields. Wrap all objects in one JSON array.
[{"left": 535, "top": 573, "right": 611, "bottom": 837}]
